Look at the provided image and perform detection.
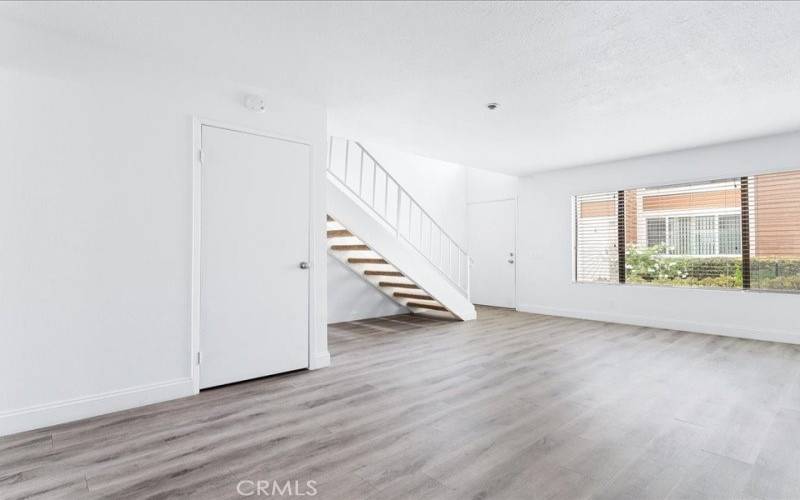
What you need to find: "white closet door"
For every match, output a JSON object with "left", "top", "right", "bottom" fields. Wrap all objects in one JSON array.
[{"left": 199, "top": 125, "right": 309, "bottom": 389}]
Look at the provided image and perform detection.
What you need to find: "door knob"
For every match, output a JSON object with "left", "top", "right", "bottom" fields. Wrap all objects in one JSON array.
[
  {"left": 299, "top": 261, "right": 310, "bottom": 269},
  {"left": 508, "top": 259, "right": 515, "bottom": 264}
]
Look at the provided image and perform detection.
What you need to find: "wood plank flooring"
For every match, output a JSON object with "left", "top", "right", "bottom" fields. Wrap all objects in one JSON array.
[{"left": 3, "top": 307, "right": 800, "bottom": 499}]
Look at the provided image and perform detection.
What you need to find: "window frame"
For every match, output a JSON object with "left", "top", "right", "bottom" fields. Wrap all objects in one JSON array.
[{"left": 571, "top": 172, "right": 799, "bottom": 295}]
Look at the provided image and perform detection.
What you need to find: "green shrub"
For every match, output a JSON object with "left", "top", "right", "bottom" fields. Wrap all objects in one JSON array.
[
  {"left": 624, "top": 245, "right": 800, "bottom": 291},
  {"left": 751, "top": 259, "right": 800, "bottom": 280},
  {"left": 627, "top": 275, "right": 741, "bottom": 288},
  {"left": 625, "top": 245, "right": 741, "bottom": 285},
  {"left": 753, "top": 275, "right": 800, "bottom": 291},
  {"left": 749, "top": 258, "right": 800, "bottom": 291}
]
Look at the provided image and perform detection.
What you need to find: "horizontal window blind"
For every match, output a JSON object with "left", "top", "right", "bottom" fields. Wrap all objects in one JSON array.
[
  {"left": 574, "top": 169, "right": 800, "bottom": 293},
  {"left": 575, "top": 192, "right": 619, "bottom": 283}
]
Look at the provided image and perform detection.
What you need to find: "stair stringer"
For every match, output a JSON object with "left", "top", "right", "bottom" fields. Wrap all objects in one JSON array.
[{"left": 327, "top": 178, "right": 476, "bottom": 321}]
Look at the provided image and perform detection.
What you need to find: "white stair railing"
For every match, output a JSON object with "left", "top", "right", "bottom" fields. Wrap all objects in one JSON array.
[{"left": 328, "top": 137, "right": 470, "bottom": 297}]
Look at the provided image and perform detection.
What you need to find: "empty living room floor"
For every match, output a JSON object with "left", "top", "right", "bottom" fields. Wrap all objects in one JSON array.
[{"left": 3, "top": 307, "right": 800, "bottom": 499}]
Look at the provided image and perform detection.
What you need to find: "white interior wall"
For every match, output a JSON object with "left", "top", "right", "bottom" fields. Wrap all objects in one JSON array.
[
  {"left": 517, "top": 130, "right": 800, "bottom": 344},
  {"left": 467, "top": 167, "right": 519, "bottom": 204},
  {"left": 0, "top": 20, "right": 329, "bottom": 436},
  {"left": 326, "top": 254, "right": 407, "bottom": 323}
]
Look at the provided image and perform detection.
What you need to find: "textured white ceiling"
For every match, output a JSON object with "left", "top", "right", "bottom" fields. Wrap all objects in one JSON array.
[{"left": 2, "top": 1, "right": 800, "bottom": 175}]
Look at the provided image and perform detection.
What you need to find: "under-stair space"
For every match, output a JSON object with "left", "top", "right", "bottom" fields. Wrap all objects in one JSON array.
[
  {"left": 327, "top": 215, "right": 455, "bottom": 319},
  {"left": 326, "top": 138, "right": 476, "bottom": 321}
]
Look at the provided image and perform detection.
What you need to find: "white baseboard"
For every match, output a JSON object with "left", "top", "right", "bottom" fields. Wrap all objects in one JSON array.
[
  {"left": 517, "top": 304, "right": 800, "bottom": 346},
  {"left": 309, "top": 351, "right": 331, "bottom": 370},
  {"left": 0, "top": 377, "right": 194, "bottom": 437}
]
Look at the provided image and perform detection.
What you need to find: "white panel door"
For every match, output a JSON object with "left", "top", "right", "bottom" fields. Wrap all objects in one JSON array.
[
  {"left": 468, "top": 199, "right": 516, "bottom": 308},
  {"left": 200, "top": 125, "right": 309, "bottom": 389}
]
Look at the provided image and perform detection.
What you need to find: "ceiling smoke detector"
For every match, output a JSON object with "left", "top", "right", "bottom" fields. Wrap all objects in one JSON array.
[
  {"left": 244, "top": 94, "right": 266, "bottom": 113},
  {"left": 486, "top": 103, "right": 499, "bottom": 110}
]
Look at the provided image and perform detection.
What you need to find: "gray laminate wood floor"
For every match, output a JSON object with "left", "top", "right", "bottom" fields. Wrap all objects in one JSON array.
[{"left": 3, "top": 307, "right": 800, "bottom": 500}]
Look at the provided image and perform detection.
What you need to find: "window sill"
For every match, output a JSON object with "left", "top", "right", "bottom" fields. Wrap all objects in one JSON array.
[{"left": 571, "top": 280, "right": 799, "bottom": 295}]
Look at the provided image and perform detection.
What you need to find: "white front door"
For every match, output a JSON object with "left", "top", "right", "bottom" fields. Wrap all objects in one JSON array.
[
  {"left": 199, "top": 125, "right": 310, "bottom": 389},
  {"left": 468, "top": 199, "right": 516, "bottom": 308}
]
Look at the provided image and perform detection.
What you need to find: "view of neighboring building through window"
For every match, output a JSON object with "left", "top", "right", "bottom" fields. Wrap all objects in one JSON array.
[
  {"left": 644, "top": 214, "right": 742, "bottom": 256},
  {"left": 574, "top": 170, "right": 800, "bottom": 292},
  {"left": 749, "top": 171, "right": 800, "bottom": 290}
]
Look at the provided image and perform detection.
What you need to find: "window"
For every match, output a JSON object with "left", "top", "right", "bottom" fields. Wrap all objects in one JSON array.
[
  {"left": 646, "top": 214, "right": 742, "bottom": 257},
  {"left": 719, "top": 214, "right": 741, "bottom": 255},
  {"left": 574, "top": 171, "right": 800, "bottom": 292},
  {"left": 646, "top": 218, "right": 666, "bottom": 247},
  {"left": 669, "top": 216, "right": 693, "bottom": 255}
]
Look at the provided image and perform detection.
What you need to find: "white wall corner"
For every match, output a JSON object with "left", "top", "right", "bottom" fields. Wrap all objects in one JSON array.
[{"left": 0, "top": 378, "right": 194, "bottom": 438}]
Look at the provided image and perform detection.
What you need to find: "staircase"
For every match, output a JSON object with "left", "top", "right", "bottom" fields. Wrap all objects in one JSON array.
[{"left": 327, "top": 138, "right": 476, "bottom": 321}]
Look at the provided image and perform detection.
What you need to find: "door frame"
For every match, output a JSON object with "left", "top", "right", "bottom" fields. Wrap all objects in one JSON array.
[
  {"left": 190, "top": 117, "right": 315, "bottom": 394},
  {"left": 467, "top": 197, "right": 518, "bottom": 310}
]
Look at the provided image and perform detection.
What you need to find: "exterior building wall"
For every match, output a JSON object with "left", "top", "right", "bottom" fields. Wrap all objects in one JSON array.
[
  {"left": 753, "top": 171, "right": 800, "bottom": 258},
  {"left": 624, "top": 191, "right": 638, "bottom": 245},
  {"left": 642, "top": 189, "right": 740, "bottom": 212},
  {"left": 580, "top": 199, "right": 615, "bottom": 218}
]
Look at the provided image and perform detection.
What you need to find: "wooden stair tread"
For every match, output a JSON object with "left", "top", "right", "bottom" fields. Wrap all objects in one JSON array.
[
  {"left": 331, "top": 244, "right": 370, "bottom": 251},
  {"left": 327, "top": 218, "right": 451, "bottom": 315},
  {"left": 348, "top": 258, "right": 387, "bottom": 264},
  {"left": 364, "top": 270, "right": 403, "bottom": 277},
  {"left": 407, "top": 302, "right": 448, "bottom": 312},
  {"left": 394, "top": 292, "right": 434, "bottom": 301},
  {"left": 327, "top": 229, "right": 352, "bottom": 238},
  {"left": 379, "top": 281, "right": 419, "bottom": 289}
]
